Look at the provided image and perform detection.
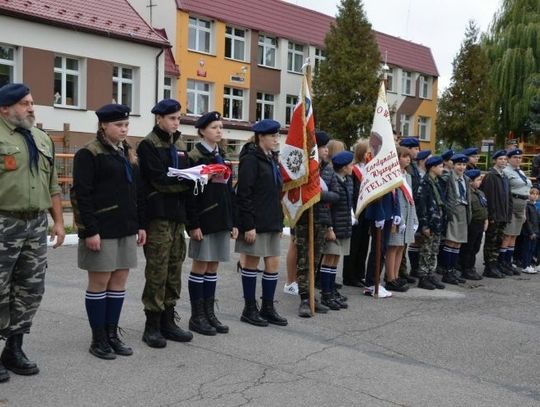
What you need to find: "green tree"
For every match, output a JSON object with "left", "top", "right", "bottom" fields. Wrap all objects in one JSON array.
[
  {"left": 312, "top": 0, "right": 380, "bottom": 148},
  {"left": 484, "top": 0, "right": 540, "bottom": 143},
  {"left": 437, "top": 21, "right": 494, "bottom": 148}
]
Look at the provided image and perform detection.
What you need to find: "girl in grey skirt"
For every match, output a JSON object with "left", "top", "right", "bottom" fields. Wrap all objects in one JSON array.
[
  {"left": 71, "top": 104, "right": 146, "bottom": 360},
  {"left": 186, "top": 111, "right": 237, "bottom": 336}
]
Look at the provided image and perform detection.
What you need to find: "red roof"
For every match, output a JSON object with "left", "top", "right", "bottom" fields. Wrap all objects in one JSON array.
[
  {"left": 154, "top": 28, "right": 180, "bottom": 77},
  {"left": 176, "top": 0, "right": 438, "bottom": 77},
  {"left": 0, "top": 0, "right": 169, "bottom": 48}
]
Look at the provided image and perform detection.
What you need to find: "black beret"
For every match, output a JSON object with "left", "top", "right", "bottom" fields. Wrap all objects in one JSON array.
[
  {"left": 95, "top": 104, "right": 130, "bottom": 123},
  {"left": 464, "top": 169, "right": 481, "bottom": 180},
  {"left": 441, "top": 149, "right": 454, "bottom": 161},
  {"left": 451, "top": 153, "right": 468, "bottom": 164},
  {"left": 462, "top": 147, "right": 479, "bottom": 156},
  {"left": 0, "top": 83, "right": 30, "bottom": 106},
  {"left": 507, "top": 148, "right": 523, "bottom": 158},
  {"left": 492, "top": 149, "right": 507, "bottom": 159},
  {"left": 315, "top": 130, "right": 330, "bottom": 147},
  {"left": 195, "top": 111, "right": 222, "bottom": 129},
  {"left": 399, "top": 137, "right": 420, "bottom": 148},
  {"left": 332, "top": 151, "right": 354, "bottom": 168},
  {"left": 416, "top": 150, "right": 431, "bottom": 161},
  {"left": 425, "top": 156, "right": 443, "bottom": 169},
  {"left": 151, "top": 98, "right": 181, "bottom": 115},
  {"left": 252, "top": 119, "right": 281, "bottom": 134}
]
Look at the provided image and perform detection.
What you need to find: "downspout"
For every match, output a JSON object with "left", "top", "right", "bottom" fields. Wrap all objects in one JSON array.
[{"left": 155, "top": 48, "right": 164, "bottom": 103}]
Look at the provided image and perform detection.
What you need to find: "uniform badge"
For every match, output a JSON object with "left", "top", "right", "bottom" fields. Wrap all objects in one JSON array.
[{"left": 4, "top": 155, "right": 17, "bottom": 170}]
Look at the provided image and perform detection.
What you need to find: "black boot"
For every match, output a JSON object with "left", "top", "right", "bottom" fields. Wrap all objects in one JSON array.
[
  {"left": 142, "top": 311, "right": 167, "bottom": 348},
  {"left": 106, "top": 325, "right": 133, "bottom": 356},
  {"left": 259, "top": 300, "right": 288, "bottom": 326},
  {"left": 1, "top": 334, "right": 40, "bottom": 374},
  {"left": 241, "top": 299, "right": 268, "bottom": 327},
  {"left": 89, "top": 328, "right": 116, "bottom": 360},
  {"left": 483, "top": 263, "right": 504, "bottom": 278},
  {"left": 320, "top": 292, "right": 341, "bottom": 310},
  {"left": 161, "top": 307, "right": 194, "bottom": 342},
  {"left": 418, "top": 276, "right": 436, "bottom": 290},
  {"left": 189, "top": 299, "right": 217, "bottom": 336},
  {"left": 204, "top": 298, "right": 229, "bottom": 334},
  {"left": 461, "top": 268, "right": 483, "bottom": 280},
  {"left": 0, "top": 359, "right": 8, "bottom": 382},
  {"left": 442, "top": 269, "right": 460, "bottom": 285},
  {"left": 332, "top": 291, "right": 348, "bottom": 309},
  {"left": 298, "top": 299, "right": 311, "bottom": 318}
]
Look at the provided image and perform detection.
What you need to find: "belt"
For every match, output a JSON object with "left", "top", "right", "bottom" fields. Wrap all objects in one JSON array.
[
  {"left": 511, "top": 193, "right": 528, "bottom": 200},
  {"left": 0, "top": 210, "right": 43, "bottom": 220}
]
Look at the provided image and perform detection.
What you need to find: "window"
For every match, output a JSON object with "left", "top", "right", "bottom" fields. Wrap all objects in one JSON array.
[
  {"left": 0, "top": 45, "right": 15, "bottom": 87},
  {"left": 418, "top": 116, "right": 431, "bottom": 141},
  {"left": 386, "top": 68, "right": 395, "bottom": 92},
  {"left": 225, "top": 26, "right": 246, "bottom": 61},
  {"left": 112, "top": 66, "right": 133, "bottom": 109},
  {"left": 258, "top": 35, "right": 277, "bottom": 68},
  {"left": 163, "top": 76, "right": 173, "bottom": 99},
  {"left": 285, "top": 94, "right": 298, "bottom": 125},
  {"left": 187, "top": 79, "right": 210, "bottom": 115},
  {"left": 400, "top": 114, "right": 411, "bottom": 137},
  {"left": 419, "top": 75, "right": 431, "bottom": 99},
  {"left": 401, "top": 71, "right": 413, "bottom": 96},
  {"left": 256, "top": 92, "right": 275, "bottom": 121},
  {"left": 287, "top": 41, "right": 304, "bottom": 73},
  {"left": 188, "top": 17, "right": 212, "bottom": 53},
  {"left": 314, "top": 48, "right": 325, "bottom": 72},
  {"left": 223, "top": 87, "right": 245, "bottom": 120},
  {"left": 54, "top": 56, "right": 81, "bottom": 107}
]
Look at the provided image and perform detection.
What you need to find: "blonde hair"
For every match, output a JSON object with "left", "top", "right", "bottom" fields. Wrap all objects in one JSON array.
[
  {"left": 353, "top": 140, "right": 369, "bottom": 164},
  {"left": 327, "top": 139, "right": 345, "bottom": 159}
]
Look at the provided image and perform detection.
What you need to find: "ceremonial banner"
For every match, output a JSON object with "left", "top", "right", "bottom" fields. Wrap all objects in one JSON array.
[
  {"left": 355, "top": 82, "right": 403, "bottom": 216},
  {"left": 280, "top": 73, "right": 320, "bottom": 227}
]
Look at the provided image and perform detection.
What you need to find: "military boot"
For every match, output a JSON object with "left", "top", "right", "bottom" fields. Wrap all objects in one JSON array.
[
  {"left": 259, "top": 300, "right": 288, "bottom": 326},
  {"left": 418, "top": 276, "right": 436, "bottom": 290},
  {"left": 1, "top": 334, "right": 40, "bottom": 374},
  {"left": 0, "top": 360, "right": 10, "bottom": 382},
  {"left": 189, "top": 299, "right": 216, "bottom": 336},
  {"left": 106, "top": 325, "right": 133, "bottom": 356},
  {"left": 203, "top": 297, "right": 229, "bottom": 334},
  {"left": 483, "top": 263, "right": 504, "bottom": 278},
  {"left": 161, "top": 307, "right": 193, "bottom": 342},
  {"left": 298, "top": 299, "right": 311, "bottom": 318},
  {"left": 241, "top": 299, "right": 268, "bottom": 327},
  {"left": 461, "top": 268, "right": 483, "bottom": 280},
  {"left": 88, "top": 328, "right": 116, "bottom": 360},
  {"left": 142, "top": 311, "right": 167, "bottom": 348},
  {"left": 320, "top": 292, "right": 341, "bottom": 310},
  {"left": 442, "top": 269, "right": 460, "bottom": 285}
]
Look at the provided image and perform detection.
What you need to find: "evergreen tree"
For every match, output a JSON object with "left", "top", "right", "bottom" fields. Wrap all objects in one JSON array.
[
  {"left": 484, "top": 0, "right": 540, "bottom": 142},
  {"left": 437, "top": 21, "right": 494, "bottom": 147},
  {"left": 312, "top": 0, "right": 380, "bottom": 148}
]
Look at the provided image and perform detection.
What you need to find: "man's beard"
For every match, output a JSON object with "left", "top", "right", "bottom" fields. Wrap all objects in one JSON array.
[{"left": 7, "top": 110, "right": 35, "bottom": 130}]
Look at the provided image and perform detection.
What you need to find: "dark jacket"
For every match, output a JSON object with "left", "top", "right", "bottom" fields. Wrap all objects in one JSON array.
[
  {"left": 71, "top": 134, "right": 143, "bottom": 239},
  {"left": 406, "top": 161, "right": 422, "bottom": 198},
  {"left": 328, "top": 173, "right": 354, "bottom": 239},
  {"left": 235, "top": 142, "right": 283, "bottom": 233},
  {"left": 470, "top": 187, "right": 488, "bottom": 223},
  {"left": 186, "top": 143, "right": 234, "bottom": 233},
  {"left": 364, "top": 191, "right": 401, "bottom": 222},
  {"left": 479, "top": 167, "right": 512, "bottom": 223},
  {"left": 137, "top": 126, "right": 193, "bottom": 223},
  {"left": 416, "top": 173, "right": 446, "bottom": 235},
  {"left": 521, "top": 201, "right": 540, "bottom": 237}
]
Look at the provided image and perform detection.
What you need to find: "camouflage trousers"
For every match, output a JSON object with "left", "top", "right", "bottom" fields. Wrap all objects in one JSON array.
[
  {"left": 0, "top": 212, "right": 48, "bottom": 338},
  {"left": 295, "top": 222, "right": 326, "bottom": 298},
  {"left": 483, "top": 221, "right": 506, "bottom": 265},
  {"left": 142, "top": 219, "right": 186, "bottom": 312},
  {"left": 417, "top": 233, "right": 441, "bottom": 276}
]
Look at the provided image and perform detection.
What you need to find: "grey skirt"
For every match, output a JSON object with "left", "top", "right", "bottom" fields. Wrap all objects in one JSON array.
[
  {"left": 188, "top": 230, "right": 230, "bottom": 262},
  {"left": 235, "top": 232, "right": 281, "bottom": 257},
  {"left": 445, "top": 204, "right": 468, "bottom": 243},
  {"left": 504, "top": 197, "right": 527, "bottom": 236},
  {"left": 78, "top": 235, "right": 137, "bottom": 272},
  {"left": 322, "top": 237, "right": 351, "bottom": 256}
]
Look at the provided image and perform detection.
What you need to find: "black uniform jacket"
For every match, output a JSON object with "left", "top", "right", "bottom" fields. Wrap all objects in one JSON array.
[{"left": 480, "top": 168, "right": 512, "bottom": 223}]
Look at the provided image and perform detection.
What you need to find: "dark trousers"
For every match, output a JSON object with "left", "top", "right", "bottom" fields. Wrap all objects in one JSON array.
[
  {"left": 459, "top": 221, "right": 485, "bottom": 270},
  {"left": 365, "top": 220, "right": 391, "bottom": 287},
  {"left": 342, "top": 214, "right": 370, "bottom": 284},
  {"left": 520, "top": 236, "right": 537, "bottom": 268}
]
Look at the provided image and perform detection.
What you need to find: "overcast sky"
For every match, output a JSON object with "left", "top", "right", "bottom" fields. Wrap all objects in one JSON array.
[{"left": 283, "top": 0, "right": 503, "bottom": 93}]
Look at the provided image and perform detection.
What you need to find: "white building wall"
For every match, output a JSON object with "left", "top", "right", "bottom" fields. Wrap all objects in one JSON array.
[
  {"left": 277, "top": 38, "right": 305, "bottom": 126},
  {"left": 0, "top": 15, "right": 165, "bottom": 137}
]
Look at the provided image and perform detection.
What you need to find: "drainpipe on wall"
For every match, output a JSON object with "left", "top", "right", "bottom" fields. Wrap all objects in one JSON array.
[{"left": 155, "top": 48, "right": 164, "bottom": 103}]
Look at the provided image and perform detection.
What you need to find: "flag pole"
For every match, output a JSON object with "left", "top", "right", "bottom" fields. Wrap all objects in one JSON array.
[{"left": 374, "top": 226, "right": 381, "bottom": 299}]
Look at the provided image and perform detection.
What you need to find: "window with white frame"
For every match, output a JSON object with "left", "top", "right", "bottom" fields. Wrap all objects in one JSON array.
[
  {"left": 0, "top": 45, "right": 15, "bottom": 87},
  {"left": 419, "top": 75, "right": 431, "bottom": 99},
  {"left": 225, "top": 26, "right": 247, "bottom": 61},
  {"left": 258, "top": 34, "right": 277, "bottom": 68},
  {"left": 163, "top": 76, "right": 173, "bottom": 99},
  {"left": 386, "top": 68, "right": 395, "bottom": 92},
  {"left": 418, "top": 116, "right": 431, "bottom": 141},
  {"left": 287, "top": 42, "right": 304, "bottom": 73},
  {"left": 256, "top": 92, "right": 274, "bottom": 121},
  {"left": 314, "top": 48, "right": 325, "bottom": 72},
  {"left": 400, "top": 114, "right": 411, "bottom": 137},
  {"left": 285, "top": 94, "right": 298, "bottom": 125},
  {"left": 188, "top": 17, "right": 212, "bottom": 53},
  {"left": 112, "top": 66, "right": 134, "bottom": 109},
  {"left": 223, "top": 86, "right": 245, "bottom": 120},
  {"left": 401, "top": 71, "right": 413, "bottom": 96},
  {"left": 187, "top": 79, "right": 210, "bottom": 115},
  {"left": 54, "top": 55, "right": 81, "bottom": 107}
]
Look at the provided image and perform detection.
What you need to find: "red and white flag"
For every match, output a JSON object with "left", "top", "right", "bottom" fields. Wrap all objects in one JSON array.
[{"left": 279, "top": 74, "right": 320, "bottom": 227}]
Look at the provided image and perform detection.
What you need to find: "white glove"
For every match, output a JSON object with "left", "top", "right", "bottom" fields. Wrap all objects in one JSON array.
[
  {"left": 319, "top": 176, "right": 328, "bottom": 192},
  {"left": 399, "top": 223, "right": 406, "bottom": 233},
  {"left": 351, "top": 209, "right": 358, "bottom": 226},
  {"left": 413, "top": 224, "right": 419, "bottom": 233},
  {"left": 392, "top": 216, "right": 401, "bottom": 225},
  {"left": 375, "top": 220, "right": 385, "bottom": 229}
]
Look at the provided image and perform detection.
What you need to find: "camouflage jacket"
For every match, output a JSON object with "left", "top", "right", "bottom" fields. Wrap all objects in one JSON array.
[{"left": 416, "top": 173, "right": 446, "bottom": 235}]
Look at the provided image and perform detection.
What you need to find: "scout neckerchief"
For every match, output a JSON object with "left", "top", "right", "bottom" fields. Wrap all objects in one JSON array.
[{"left": 15, "top": 127, "right": 39, "bottom": 173}]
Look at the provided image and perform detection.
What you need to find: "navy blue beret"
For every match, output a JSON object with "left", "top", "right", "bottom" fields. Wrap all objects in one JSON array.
[
  {"left": 195, "top": 111, "right": 222, "bottom": 129},
  {"left": 507, "top": 148, "right": 523, "bottom": 157},
  {"left": 451, "top": 153, "right": 469, "bottom": 164},
  {"left": 441, "top": 149, "right": 454, "bottom": 161},
  {"left": 0, "top": 83, "right": 30, "bottom": 106},
  {"left": 252, "top": 119, "right": 281, "bottom": 135},
  {"left": 332, "top": 151, "right": 354, "bottom": 168},
  {"left": 399, "top": 137, "right": 420, "bottom": 148},
  {"left": 462, "top": 147, "right": 479, "bottom": 156},
  {"left": 416, "top": 150, "right": 432, "bottom": 161},
  {"left": 95, "top": 104, "right": 130, "bottom": 123},
  {"left": 492, "top": 149, "right": 507, "bottom": 159},
  {"left": 151, "top": 98, "right": 181, "bottom": 115},
  {"left": 464, "top": 169, "right": 481, "bottom": 180},
  {"left": 425, "top": 156, "right": 443, "bottom": 169},
  {"left": 315, "top": 130, "right": 330, "bottom": 147}
]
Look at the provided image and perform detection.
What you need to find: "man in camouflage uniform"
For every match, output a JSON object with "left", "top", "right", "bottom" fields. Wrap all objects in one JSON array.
[{"left": 0, "top": 83, "right": 64, "bottom": 382}]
